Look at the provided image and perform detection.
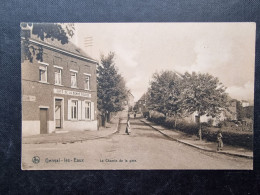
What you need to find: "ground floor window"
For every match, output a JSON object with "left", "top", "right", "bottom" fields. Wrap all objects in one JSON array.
[
  {"left": 68, "top": 99, "right": 94, "bottom": 121},
  {"left": 71, "top": 100, "right": 78, "bottom": 119},
  {"left": 85, "top": 101, "right": 91, "bottom": 120}
]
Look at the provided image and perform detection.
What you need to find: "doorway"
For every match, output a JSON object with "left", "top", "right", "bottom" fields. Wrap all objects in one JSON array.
[{"left": 40, "top": 108, "right": 48, "bottom": 134}]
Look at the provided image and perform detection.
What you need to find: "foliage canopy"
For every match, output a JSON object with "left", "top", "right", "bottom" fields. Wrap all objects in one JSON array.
[
  {"left": 21, "top": 23, "right": 74, "bottom": 62},
  {"left": 97, "top": 52, "right": 128, "bottom": 115}
]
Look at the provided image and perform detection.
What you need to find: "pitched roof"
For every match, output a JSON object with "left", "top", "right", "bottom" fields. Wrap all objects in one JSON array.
[
  {"left": 139, "top": 93, "right": 147, "bottom": 101},
  {"left": 29, "top": 33, "right": 97, "bottom": 62}
]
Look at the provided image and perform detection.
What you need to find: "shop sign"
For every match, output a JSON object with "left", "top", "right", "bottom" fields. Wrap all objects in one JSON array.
[{"left": 54, "top": 88, "right": 91, "bottom": 98}]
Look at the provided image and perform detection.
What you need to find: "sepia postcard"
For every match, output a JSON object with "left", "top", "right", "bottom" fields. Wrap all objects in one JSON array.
[{"left": 21, "top": 23, "right": 255, "bottom": 170}]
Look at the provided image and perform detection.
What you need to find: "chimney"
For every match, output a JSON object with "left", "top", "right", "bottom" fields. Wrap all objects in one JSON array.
[{"left": 20, "top": 23, "right": 33, "bottom": 38}]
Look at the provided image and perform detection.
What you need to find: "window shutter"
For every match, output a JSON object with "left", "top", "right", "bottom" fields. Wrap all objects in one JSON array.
[
  {"left": 78, "top": 100, "right": 82, "bottom": 120},
  {"left": 91, "top": 102, "right": 95, "bottom": 120},
  {"left": 68, "top": 99, "right": 71, "bottom": 120},
  {"left": 82, "top": 101, "right": 85, "bottom": 120}
]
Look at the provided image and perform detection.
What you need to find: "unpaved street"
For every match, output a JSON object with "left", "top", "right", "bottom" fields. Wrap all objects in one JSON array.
[{"left": 22, "top": 117, "right": 253, "bottom": 170}]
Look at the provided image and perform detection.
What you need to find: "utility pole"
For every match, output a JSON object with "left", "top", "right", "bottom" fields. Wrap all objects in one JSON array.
[{"left": 84, "top": 36, "right": 93, "bottom": 56}]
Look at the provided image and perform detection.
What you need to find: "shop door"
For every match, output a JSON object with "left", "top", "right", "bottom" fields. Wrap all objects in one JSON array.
[
  {"left": 55, "top": 99, "right": 62, "bottom": 128},
  {"left": 40, "top": 108, "right": 48, "bottom": 134}
]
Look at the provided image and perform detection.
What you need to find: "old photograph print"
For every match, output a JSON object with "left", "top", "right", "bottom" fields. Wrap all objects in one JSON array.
[{"left": 21, "top": 23, "right": 255, "bottom": 170}]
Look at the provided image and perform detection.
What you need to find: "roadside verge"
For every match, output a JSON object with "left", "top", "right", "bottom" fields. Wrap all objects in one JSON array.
[{"left": 141, "top": 119, "right": 253, "bottom": 159}]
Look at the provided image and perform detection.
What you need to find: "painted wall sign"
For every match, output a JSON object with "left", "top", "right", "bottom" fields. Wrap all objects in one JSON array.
[
  {"left": 23, "top": 95, "right": 36, "bottom": 102},
  {"left": 54, "top": 88, "right": 91, "bottom": 98}
]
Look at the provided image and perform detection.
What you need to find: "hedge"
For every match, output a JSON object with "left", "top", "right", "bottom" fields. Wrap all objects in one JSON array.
[
  {"left": 202, "top": 127, "right": 253, "bottom": 150},
  {"left": 148, "top": 112, "right": 253, "bottom": 150}
]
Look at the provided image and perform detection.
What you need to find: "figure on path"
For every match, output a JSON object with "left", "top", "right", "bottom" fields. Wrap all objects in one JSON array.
[
  {"left": 125, "top": 119, "right": 131, "bottom": 135},
  {"left": 217, "top": 130, "right": 223, "bottom": 151}
]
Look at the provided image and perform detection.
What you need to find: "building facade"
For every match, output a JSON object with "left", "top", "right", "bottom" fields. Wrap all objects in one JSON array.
[
  {"left": 135, "top": 93, "right": 148, "bottom": 113},
  {"left": 22, "top": 31, "right": 98, "bottom": 136},
  {"left": 127, "top": 91, "right": 135, "bottom": 111},
  {"left": 184, "top": 99, "right": 237, "bottom": 126}
]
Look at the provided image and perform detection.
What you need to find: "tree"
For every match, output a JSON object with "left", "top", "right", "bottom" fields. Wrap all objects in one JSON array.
[
  {"left": 97, "top": 52, "right": 128, "bottom": 125},
  {"left": 147, "top": 71, "right": 183, "bottom": 125},
  {"left": 21, "top": 23, "right": 74, "bottom": 62},
  {"left": 236, "top": 100, "right": 244, "bottom": 121},
  {"left": 181, "top": 72, "right": 228, "bottom": 140}
]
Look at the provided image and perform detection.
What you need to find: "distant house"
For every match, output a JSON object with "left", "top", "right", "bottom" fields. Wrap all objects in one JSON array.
[
  {"left": 241, "top": 100, "right": 250, "bottom": 107},
  {"left": 127, "top": 91, "right": 135, "bottom": 111},
  {"left": 184, "top": 99, "right": 237, "bottom": 126},
  {"left": 135, "top": 93, "right": 148, "bottom": 113},
  {"left": 21, "top": 24, "right": 98, "bottom": 136}
]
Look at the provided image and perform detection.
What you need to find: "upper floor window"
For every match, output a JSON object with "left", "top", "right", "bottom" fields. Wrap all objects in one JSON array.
[
  {"left": 39, "top": 65, "right": 47, "bottom": 82},
  {"left": 70, "top": 70, "right": 78, "bottom": 88},
  {"left": 85, "top": 76, "right": 90, "bottom": 90},
  {"left": 55, "top": 69, "right": 62, "bottom": 85},
  {"left": 84, "top": 73, "right": 91, "bottom": 90}
]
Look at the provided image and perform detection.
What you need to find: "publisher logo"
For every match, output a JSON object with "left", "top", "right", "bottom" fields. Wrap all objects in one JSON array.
[{"left": 32, "top": 156, "right": 40, "bottom": 164}]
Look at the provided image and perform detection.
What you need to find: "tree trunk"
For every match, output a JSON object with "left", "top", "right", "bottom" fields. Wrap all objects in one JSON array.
[
  {"left": 102, "top": 114, "right": 106, "bottom": 127},
  {"left": 107, "top": 112, "right": 111, "bottom": 122},
  {"left": 174, "top": 116, "right": 178, "bottom": 128}
]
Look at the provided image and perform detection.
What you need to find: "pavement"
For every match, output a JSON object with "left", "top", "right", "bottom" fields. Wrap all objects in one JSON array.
[
  {"left": 22, "top": 113, "right": 121, "bottom": 144},
  {"left": 141, "top": 118, "right": 253, "bottom": 159}
]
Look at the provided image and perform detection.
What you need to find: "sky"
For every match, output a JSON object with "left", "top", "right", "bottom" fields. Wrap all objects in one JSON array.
[{"left": 71, "top": 23, "right": 256, "bottom": 103}]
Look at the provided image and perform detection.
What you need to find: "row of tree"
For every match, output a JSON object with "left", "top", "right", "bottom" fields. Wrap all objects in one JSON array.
[{"left": 147, "top": 71, "right": 229, "bottom": 140}]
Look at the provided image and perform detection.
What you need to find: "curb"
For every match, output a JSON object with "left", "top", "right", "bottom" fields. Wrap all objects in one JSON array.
[{"left": 140, "top": 119, "right": 253, "bottom": 159}]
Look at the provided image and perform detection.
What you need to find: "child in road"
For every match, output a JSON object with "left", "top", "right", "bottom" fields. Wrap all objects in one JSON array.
[
  {"left": 217, "top": 130, "right": 223, "bottom": 151},
  {"left": 125, "top": 119, "right": 131, "bottom": 135}
]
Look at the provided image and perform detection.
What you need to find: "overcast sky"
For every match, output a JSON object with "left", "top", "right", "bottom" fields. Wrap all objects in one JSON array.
[{"left": 72, "top": 23, "right": 256, "bottom": 102}]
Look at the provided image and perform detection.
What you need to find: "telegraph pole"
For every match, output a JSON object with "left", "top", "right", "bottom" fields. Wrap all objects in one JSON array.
[{"left": 84, "top": 36, "right": 93, "bottom": 56}]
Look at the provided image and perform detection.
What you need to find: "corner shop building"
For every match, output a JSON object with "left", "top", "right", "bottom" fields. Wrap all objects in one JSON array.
[{"left": 22, "top": 35, "right": 98, "bottom": 136}]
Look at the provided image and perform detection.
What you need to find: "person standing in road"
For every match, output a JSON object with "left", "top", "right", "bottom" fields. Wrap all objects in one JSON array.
[
  {"left": 125, "top": 118, "right": 131, "bottom": 135},
  {"left": 217, "top": 130, "right": 223, "bottom": 151}
]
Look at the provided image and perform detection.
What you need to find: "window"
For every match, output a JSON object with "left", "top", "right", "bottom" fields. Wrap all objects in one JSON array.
[
  {"left": 55, "top": 68, "right": 62, "bottom": 85},
  {"left": 84, "top": 76, "right": 90, "bottom": 90},
  {"left": 85, "top": 101, "right": 91, "bottom": 119},
  {"left": 71, "top": 100, "right": 78, "bottom": 119},
  {"left": 71, "top": 72, "right": 77, "bottom": 88},
  {"left": 39, "top": 65, "right": 47, "bottom": 82}
]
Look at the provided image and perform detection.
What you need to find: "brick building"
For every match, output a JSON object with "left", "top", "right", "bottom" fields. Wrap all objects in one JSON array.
[{"left": 22, "top": 27, "right": 98, "bottom": 136}]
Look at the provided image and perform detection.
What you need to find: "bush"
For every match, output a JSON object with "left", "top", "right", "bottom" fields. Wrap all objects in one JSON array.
[
  {"left": 161, "top": 116, "right": 199, "bottom": 135},
  {"left": 202, "top": 127, "right": 253, "bottom": 150},
  {"left": 148, "top": 112, "right": 253, "bottom": 150},
  {"left": 176, "top": 121, "right": 199, "bottom": 135},
  {"left": 148, "top": 111, "right": 166, "bottom": 125}
]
